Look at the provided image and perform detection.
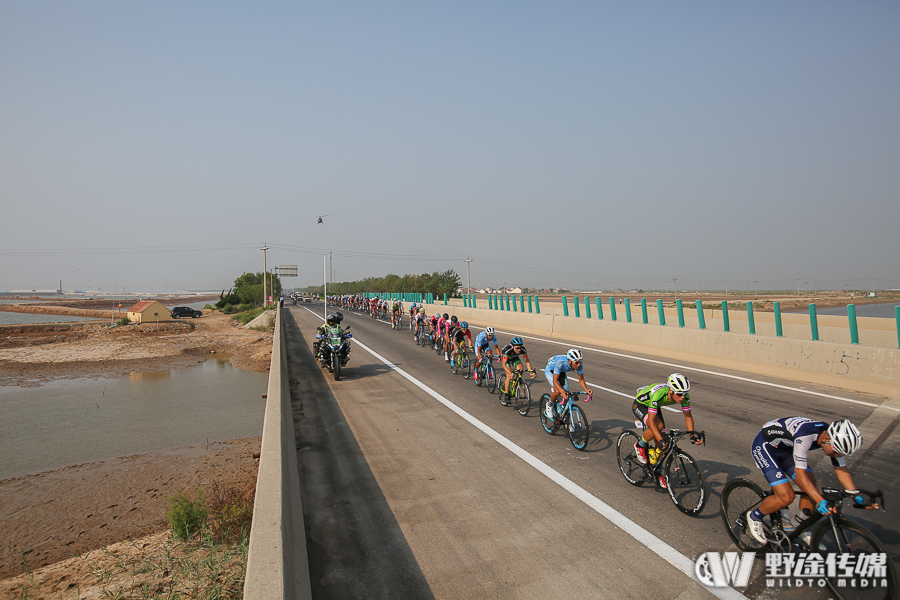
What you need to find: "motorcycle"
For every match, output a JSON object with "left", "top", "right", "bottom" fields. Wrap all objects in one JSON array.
[{"left": 315, "top": 325, "right": 352, "bottom": 381}]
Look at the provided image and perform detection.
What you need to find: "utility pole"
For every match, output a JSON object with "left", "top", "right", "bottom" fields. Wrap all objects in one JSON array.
[
  {"left": 465, "top": 257, "right": 472, "bottom": 296},
  {"left": 673, "top": 278, "right": 677, "bottom": 301},
  {"left": 805, "top": 281, "right": 808, "bottom": 295},
  {"left": 261, "top": 243, "right": 269, "bottom": 306},
  {"left": 755, "top": 280, "right": 758, "bottom": 295},
  {"left": 329, "top": 251, "right": 333, "bottom": 283}
]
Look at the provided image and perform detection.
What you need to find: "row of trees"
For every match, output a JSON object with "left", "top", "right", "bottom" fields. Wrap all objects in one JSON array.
[
  {"left": 306, "top": 269, "right": 461, "bottom": 297},
  {"left": 217, "top": 271, "right": 283, "bottom": 311}
]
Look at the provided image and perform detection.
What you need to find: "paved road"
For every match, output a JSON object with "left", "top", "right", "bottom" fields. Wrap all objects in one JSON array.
[{"left": 283, "top": 303, "right": 900, "bottom": 599}]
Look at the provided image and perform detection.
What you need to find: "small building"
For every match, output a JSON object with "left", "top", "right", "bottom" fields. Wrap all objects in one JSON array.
[{"left": 126, "top": 300, "right": 171, "bottom": 323}]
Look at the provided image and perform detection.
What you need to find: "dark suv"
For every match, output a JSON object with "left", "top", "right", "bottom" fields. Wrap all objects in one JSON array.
[{"left": 171, "top": 306, "right": 202, "bottom": 319}]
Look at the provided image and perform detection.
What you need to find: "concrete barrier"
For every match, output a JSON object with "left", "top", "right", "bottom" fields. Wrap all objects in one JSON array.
[
  {"left": 424, "top": 302, "right": 900, "bottom": 398},
  {"left": 244, "top": 305, "right": 312, "bottom": 600}
]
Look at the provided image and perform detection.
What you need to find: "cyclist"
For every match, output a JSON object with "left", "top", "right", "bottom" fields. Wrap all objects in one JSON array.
[
  {"left": 443, "top": 315, "right": 459, "bottom": 361},
  {"left": 429, "top": 312, "right": 441, "bottom": 338},
  {"left": 408, "top": 302, "right": 418, "bottom": 329},
  {"left": 632, "top": 373, "right": 700, "bottom": 488},
  {"left": 544, "top": 349, "right": 593, "bottom": 415},
  {"left": 449, "top": 320, "right": 472, "bottom": 363},
  {"left": 473, "top": 326, "right": 501, "bottom": 382},
  {"left": 745, "top": 417, "right": 871, "bottom": 544},
  {"left": 413, "top": 308, "right": 427, "bottom": 341},
  {"left": 391, "top": 300, "right": 403, "bottom": 327},
  {"left": 313, "top": 312, "right": 343, "bottom": 361},
  {"left": 500, "top": 336, "right": 535, "bottom": 393}
]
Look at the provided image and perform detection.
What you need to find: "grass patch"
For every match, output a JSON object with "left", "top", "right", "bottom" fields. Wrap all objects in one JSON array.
[{"left": 230, "top": 307, "right": 267, "bottom": 325}]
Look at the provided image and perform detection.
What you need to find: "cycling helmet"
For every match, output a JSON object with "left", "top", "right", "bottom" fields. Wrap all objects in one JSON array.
[
  {"left": 667, "top": 373, "right": 690, "bottom": 393},
  {"left": 443, "top": 313, "right": 449, "bottom": 320},
  {"left": 434, "top": 313, "right": 440, "bottom": 318},
  {"left": 511, "top": 336, "right": 523, "bottom": 346},
  {"left": 566, "top": 349, "right": 583, "bottom": 362},
  {"left": 419, "top": 308, "right": 426, "bottom": 314},
  {"left": 485, "top": 326, "right": 495, "bottom": 335},
  {"left": 450, "top": 316, "right": 458, "bottom": 324},
  {"left": 827, "top": 419, "right": 863, "bottom": 456},
  {"left": 460, "top": 321, "right": 468, "bottom": 329}
]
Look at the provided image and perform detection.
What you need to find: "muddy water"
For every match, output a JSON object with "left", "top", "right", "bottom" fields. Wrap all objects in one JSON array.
[{"left": 0, "top": 356, "right": 268, "bottom": 480}]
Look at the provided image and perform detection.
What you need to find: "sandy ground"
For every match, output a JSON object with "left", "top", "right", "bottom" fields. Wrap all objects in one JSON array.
[
  {"left": 0, "top": 305, "right": 274, "bottom": 387},
  {"left": 0, "top": 304, "right": 272, "bottom": 592}
]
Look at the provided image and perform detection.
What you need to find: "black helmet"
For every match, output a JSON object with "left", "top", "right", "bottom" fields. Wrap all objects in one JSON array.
[
  {"left": 326, "top": 313, "right": 341, "bottom": 324},
  {"left": 443, "top": 313, "right": 449, "bottom": 320},
  {"left": 334, "top": 312, "right": 344, "bottom": 322},
  {"left": 450, "top": 315, "right": 458, "bottom": 323}
]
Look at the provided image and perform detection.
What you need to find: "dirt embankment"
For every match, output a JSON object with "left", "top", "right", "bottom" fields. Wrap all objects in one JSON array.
[
  {"left": 0, "top": 308, "right": 273, "bottom": 387},
  {"left": 0, "top": 303, "right": 272, "bottom": 591}
]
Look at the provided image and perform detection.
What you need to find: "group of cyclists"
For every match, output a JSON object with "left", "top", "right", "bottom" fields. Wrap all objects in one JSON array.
[{"left": 340, "top": 299, "right": 877, "bottom": 549}]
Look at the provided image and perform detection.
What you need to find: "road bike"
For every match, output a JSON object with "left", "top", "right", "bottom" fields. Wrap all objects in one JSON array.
[
  {"left": 474, "top": 354, "right": 497, "bottom": 394},
  {"left": 720, "top": 481, "right": 895, "bottom": 600},
  {"left": 391, "top": 311, "right": 403, "bottom": 330},
  {"left": 415, "top": 323, "right": 430, "bottom": 346},
  {"left": 539, "top": 391, "right": 590, "bottom": 451},
  {"left": 450, "top": 343, "right": 471, "bottom": 378},
  {"left": 433, "top": 332, "right": 445, "bottom": 355},
  {"left": 498, "top": 368, "right": 534, "bottom": 416},
  {"left": 616, "top": 428, "right": 707, "bottom": 516}
]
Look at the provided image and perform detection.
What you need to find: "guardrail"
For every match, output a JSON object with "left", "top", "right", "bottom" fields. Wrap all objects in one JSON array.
[
  {"left": 244, "top": 304, "right": 312, "bottom": 600},
  {"left": 418, "top": 300, "right": 900, "bottom": 398}
]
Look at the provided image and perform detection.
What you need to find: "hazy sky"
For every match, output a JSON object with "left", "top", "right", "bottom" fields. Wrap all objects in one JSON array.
[{"left": 2, "top": 2, "right": 898, "bottom": 293}]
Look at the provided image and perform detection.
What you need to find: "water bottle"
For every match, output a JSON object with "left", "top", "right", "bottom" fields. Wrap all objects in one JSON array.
[
  {"left": 780, "top": 509, "right": 795, "bottom": 532},
  {"left": 648, "top": 448, "right": 660, "bottom": 464}
]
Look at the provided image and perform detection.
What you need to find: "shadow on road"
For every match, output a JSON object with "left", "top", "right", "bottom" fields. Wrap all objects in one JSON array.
[{"left": 280, "top": 309, "right": 435, "bottom": 600}]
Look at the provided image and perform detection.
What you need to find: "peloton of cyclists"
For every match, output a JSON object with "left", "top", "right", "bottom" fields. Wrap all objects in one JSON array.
[
  {"left": 473, "top": 326, "right": 502, "bottom": 382},
  {"left": 499, "top": 336, "right": 536, "bottom": 393},
  {"left": 745, "top": 417, "right": 871, "bottom": 544},
  {"left": 632, "top": 373, "right": 701, "bottom": 489}
]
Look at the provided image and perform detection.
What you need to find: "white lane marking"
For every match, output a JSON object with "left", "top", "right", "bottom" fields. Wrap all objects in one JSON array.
[
  {"left": 479, "top": 327, "right": 897, "bottom": 412},
  {"left": 299, "top": 307, "right": 746, "bottom": 600}
]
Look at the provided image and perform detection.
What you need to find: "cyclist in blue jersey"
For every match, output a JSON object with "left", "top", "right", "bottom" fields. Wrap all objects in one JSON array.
[
  {"left": 473, "top": 327, "right": 501, "bottom": 381},
  {"left": 745, "top": 417, "right": 872, "bottom": 544},
  {"left": 543, "top": 349, "right": 593, "bottom": 418}
]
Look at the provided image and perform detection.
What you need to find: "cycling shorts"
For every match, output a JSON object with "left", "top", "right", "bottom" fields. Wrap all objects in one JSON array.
[
  {"left": 544, "top": 367, "right": 569, "bottom": 391},
  {"left": 632, "top": 401, "right": 666, "bottom": 430},
  {"left": 751, "top": 431, "right": 795, "bottom": 487},
  {"left": 503, "top": 356, "right": 523, "bottom": 368}
]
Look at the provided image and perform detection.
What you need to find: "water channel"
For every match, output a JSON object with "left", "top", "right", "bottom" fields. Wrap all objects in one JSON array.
[{"left": 0, "top": 355, "right": 268, "bottom": 480}]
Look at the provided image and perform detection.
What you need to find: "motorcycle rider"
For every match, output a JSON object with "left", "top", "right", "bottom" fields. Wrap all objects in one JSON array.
[{"left": 313, "top": 312, "right": 343, "bottom": 361}]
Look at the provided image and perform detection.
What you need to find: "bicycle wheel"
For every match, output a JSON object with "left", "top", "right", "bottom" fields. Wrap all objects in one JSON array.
[
  {"left": 450, "top": 352, "right": 459, "bottom": 374},
  {"left": 539, "top": 394, "right": 558, "bottom": 435},
  {"left": 663, "top": 450, "right": 707, "bottom": 516},
  {"left": 474, "top": 363, "right": 484, "bottom": 387},
  {"left": 811, "top": 519, "right": 897, "bottom": 600},
  {"left": 486, "top": 364, "right": 497, "bottom": 394},
  {"left": 616, "top": 430, "right": 647, "bottom": 486},
  {"left": 567, "top": 405, "right": 589, "bottom": 450},
  {"left": 720, "top": 478, "right": 769, "bottom": 552},
  {"left": 497, "top": 375, "right": 510, "bottom": 405},
  {"left": 461, "top": 355, "right": 471, "bottom": 379},
  {"left": 516, "top": 381, "right": 531, "bottom": 416}
]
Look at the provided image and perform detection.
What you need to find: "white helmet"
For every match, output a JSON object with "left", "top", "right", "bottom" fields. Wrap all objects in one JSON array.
[
  {"left": 485, "top": 326, "right": 495, "bottom": 335},
  {"left": 667, "top": 373, "right": 690, "bottom": 393},
  {"left": 827, "top": 419, "right": 862, "bottom": 456},
  {"left": 566, "top": 349, "right": 583, "bottom": 362}
]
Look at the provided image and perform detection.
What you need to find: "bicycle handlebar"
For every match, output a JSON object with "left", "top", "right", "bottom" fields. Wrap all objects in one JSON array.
[{"left": 822, "top": 487, "right": 885, "bottom": 510}]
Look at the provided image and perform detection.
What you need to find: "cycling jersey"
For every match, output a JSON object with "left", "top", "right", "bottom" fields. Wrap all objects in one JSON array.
[
  {"left": 544, "top": 355, "right": 582, "bottom": 391},
  {"left": 452, "top": 328, "right": 471, "bottom": 344},
  {"left": 475, "top": 331, "right": 498, "bottom": 350},
  {"left": 635, "top": 384, "right": 691, "bottom": 415},
  {"left": 500, "top": 343, "right": 528, "bottom": 364},
  {"left": 752, "top": 417, "right": 846, "bottom": 486},
  {"left": 545, "top": 355, "right": 582, "bottom": 376}
]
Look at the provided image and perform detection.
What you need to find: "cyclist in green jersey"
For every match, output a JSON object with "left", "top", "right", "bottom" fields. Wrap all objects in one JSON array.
[{"left": 632, "top": 373, "right": 702, "bottom": 488}]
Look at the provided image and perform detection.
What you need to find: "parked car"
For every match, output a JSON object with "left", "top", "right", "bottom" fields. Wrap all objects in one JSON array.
[{"left": 171, "top": 306, "right": 202, "bottom": 318}]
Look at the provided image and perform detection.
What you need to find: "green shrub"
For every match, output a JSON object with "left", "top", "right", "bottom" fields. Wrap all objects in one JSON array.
[
  {"left": 116, "top": 317, "right": 130, "bottom": 326},
  {"left": 166, "top": 491, "right": 209, "bottom": 540}
]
